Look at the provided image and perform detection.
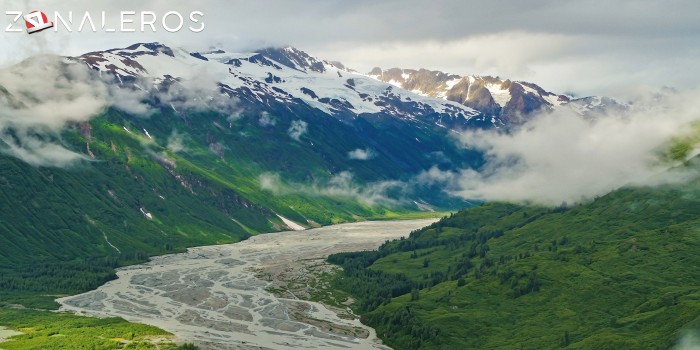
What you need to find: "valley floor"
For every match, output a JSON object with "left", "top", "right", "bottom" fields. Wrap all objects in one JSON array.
[{"left": 56, "top": 219, "right": 436, "bottom": 350}]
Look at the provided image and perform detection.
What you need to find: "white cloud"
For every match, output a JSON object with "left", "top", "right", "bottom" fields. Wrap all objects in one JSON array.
[
  {"left": 259, "top": 171, "right": 405, "bottom": 206},
  {"left": 0, "top": 137, "right": 90, "bottom": 167},
  {"left": 266, "top": 88, "right": 700, "bottom": 208},
  {"left": 674, "top": 331, "right": 700, "bottom": 350},
  {"left": 166, "top": 130, "right": 186, "bottom": 153},
  {"left": 348, "top": 148, "right": 375, "bottom": 160},
  {"left": 259, "top": 173, "right": 283, "bottom": 193},
  {"left": 288, "top": 120, "right": 308, "bottom": 141},
  {"left": 227, "top": 106, "right": 245, "bottom": 123},
  {"left": 0, "top": 41, "right": 245, "bottom": 167},
  {"left": 425, "top": 88, "right": 700, "bottom": 205},
  {"left": 0, "top": 55, "right": 115, "bottom": 166},
  {"left": 258, "top": 112, "right": 276, "bottom": 127},
  {"left": 150, "top": 67, "right": 238, "bottom": 114}
]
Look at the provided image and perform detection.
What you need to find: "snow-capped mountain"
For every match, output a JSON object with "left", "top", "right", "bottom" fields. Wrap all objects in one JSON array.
[
  {"left": 367, "top": 67, "right": 628, "bottom": 123},
  {"left": 79, "top": 43, "right": 629, "bottom": 129},
  {"left": 0, "top": 42, "right": 491, "bottom": 274},
  {"left": 54, "top": 42, "right": 495, "bottom": 215},
  {"left": 79, "top": 43, "right": 497, "bottom": 129}
]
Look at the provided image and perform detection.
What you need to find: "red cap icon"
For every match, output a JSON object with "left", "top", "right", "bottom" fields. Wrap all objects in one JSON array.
[{"left": 24, "top": 11, "right": 54, "bottom": 34}]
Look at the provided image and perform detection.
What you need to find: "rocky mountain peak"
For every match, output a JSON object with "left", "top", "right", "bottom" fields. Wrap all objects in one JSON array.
[
  {"left": 254, "top": 46, "right": 327, "bottom": 73},
  {"left": 366, "top": 67, "right": 625, "bottom": 124}
]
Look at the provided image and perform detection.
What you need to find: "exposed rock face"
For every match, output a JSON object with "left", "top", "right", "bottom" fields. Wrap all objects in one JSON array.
[
  {"left": 368, "top": 67, "right": 625, "bottom": 125},
  {"left": 468, "top": 86, "right": 503, "bottom": 117},
  {"left": 255, "top": 47, "right": 327, "bottom": 73},
  {"left": 445, "top": 78, "right": 502, "bottom": 117},
  {"left": 500, "top": 83, "right": 548, "bottom": 124}
]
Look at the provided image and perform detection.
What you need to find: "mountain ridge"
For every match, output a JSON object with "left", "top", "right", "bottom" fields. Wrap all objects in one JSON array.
[
  {"left": 79, "top": 42, "right": 492, "bottom": 128},
  {"left": 74, "top": 42, "right": 635, "bottom": 140},
  {"left": 367, "top": 66, "right": 629, "bottom": 124}
]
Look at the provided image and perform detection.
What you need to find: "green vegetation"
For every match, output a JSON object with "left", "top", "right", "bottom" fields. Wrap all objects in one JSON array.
[
  {"left": 0, "top": 106, "right": 458, "bottom": 307},
  {"left": 329, "top": 182, "right": 700, "bottom": 349},
  {"left": 0, "top": 308, "right": 197, "bottom": 349}
]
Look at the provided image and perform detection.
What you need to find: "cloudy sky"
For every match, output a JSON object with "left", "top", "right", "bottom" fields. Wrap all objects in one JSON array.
[{"left": 1, "top": 0, "right": 698, "bottom": 99}]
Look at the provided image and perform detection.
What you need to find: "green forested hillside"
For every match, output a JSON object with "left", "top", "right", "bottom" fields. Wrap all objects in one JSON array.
[
  {"left": 0, "top": 103, "right": 461, "bottom": 306},
  {"left": 329, "top": 182, "right": 700, "bottom": 349},
  {"left": 0, "top": 111, "right": 271, "bottom": 304}
]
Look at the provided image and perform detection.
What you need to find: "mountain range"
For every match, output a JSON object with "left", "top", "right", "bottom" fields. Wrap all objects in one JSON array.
[
  {"left": 0, "top": 42, "right": 628, "bottom": 304},
  {"left": 81, "top": 43, "right": 626, "bottom": 127},
  {"left": 367, "top": 67, "right": 629, "bottom": 124}
]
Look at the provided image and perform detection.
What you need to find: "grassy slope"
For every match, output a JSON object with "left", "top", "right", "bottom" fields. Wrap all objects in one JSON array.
[
  {"left": 329, "top": 183, "right": 700, "bottom": 349},
  {"left": 0, "top": 309, "right": 197, "bottom": 350}
]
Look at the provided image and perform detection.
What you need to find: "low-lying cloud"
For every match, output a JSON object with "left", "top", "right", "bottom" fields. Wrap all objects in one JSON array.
[
  {"left": 674, "top": 330, "right": 700, "bottom": 350},
  {"left": 0, "top": 54, "right": 238, "bottom": 167},
  {"left": 259, "top": 171, "right": 405, "bottom": 206},
  {"left": 154, "top": 66, "right": 238, "bottom": 115},
  {"left": 348, "top": 148, "right": 375, "bottom": 160},
  {"left": 0, "top": 56, "right": 121, "bottom": 166},
  {"left": 423, "top": 89, "right": 700, "bottom": 205},
  {"left": 258, "top": 112, "right": 276, "bottom": 127},
  {"left": 288, "top": 120, "right": 308, "bottom": 141},
  {"left": 259, "top": 88, "right": 700, "bottom": 207},
  {"left": 166, "top": 130, "right": 187, "bottom": 153}
]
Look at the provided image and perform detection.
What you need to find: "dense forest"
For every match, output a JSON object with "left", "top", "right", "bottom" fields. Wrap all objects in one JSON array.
[{"left": 329, "top": 182, "right": 700, "bottom": 349}]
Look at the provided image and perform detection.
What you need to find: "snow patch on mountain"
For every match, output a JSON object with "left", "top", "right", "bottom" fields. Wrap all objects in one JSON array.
[
  {"left": 276, "top": 214, "right": 306, "bottom": 231},
  {"left": 485, "top": 82, "right": 512, "bottom": 107},
  {"left": 79, "top": 43, "right": 484, "bottom": 128}
]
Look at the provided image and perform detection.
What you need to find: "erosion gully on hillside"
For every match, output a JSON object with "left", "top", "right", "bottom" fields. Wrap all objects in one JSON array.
[{"left": 58, "top": 219, "right": 436, "bottom": 350}]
